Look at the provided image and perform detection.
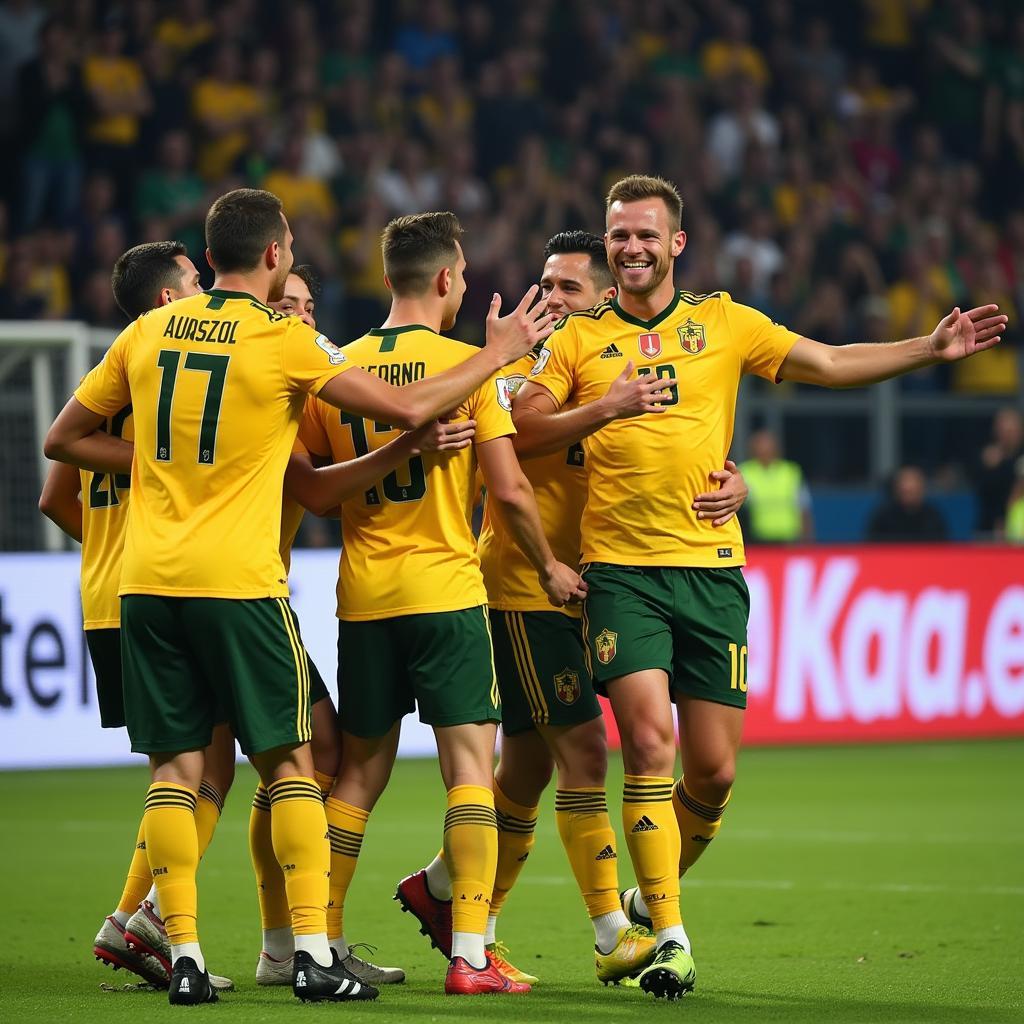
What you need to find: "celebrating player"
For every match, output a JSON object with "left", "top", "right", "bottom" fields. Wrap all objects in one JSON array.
[
  {"left": 43, "top": 188, "right": 551, "bottom": 1005},
  {"left": 39, "top": 241, "right": 235, "bottom": 993},
  {"left": 513, "top": 174, "right": 1006, "bottom": 999},
  {"left": 292, "top": 211, "right": 584, "bottom": 996},
  {"left": 399, "top": 230, "right": 749, "bottom": 986}
]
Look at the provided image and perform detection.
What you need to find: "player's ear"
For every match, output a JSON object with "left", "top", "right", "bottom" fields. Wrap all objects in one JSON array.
[
  {"left": 160, "top": 287, "right": 172, "bottom": 306},
  {"left": 672, "top": 230, "right": 687, "bottom": 258},
  {"left": 602, "top": 286, "right": 617, "bottom": 300},
  {"left": 205, "top": 247, "right": 215, "bottom": 272},
  {"left": 437, "top": 265, "right": 452, "bottom": 297},
  {"left": 267, "top": 239, "right": 280, "bottom": 270}
]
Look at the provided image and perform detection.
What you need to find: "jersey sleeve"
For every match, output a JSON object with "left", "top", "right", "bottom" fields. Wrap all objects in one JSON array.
[
  {"left": 74, "top": 326, "right": 133, "bottom": 416},
  {"left": 281, "top": 319, "right": 355, "bottom": 395},
  {"left": 471, "top": 371, "right": 516, "bottom": 444},
  {"left": 527, "top": 319, "right": 580, "bottom": 407},
  {"left": 725, "top": 296, "right": 801, "bottom": 383},
  {"left": 297, "top": 398, "right": 332, "bottom": 458}
]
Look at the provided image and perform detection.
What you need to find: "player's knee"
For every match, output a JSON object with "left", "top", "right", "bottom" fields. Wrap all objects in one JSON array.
[
  {"left": 558, "top": 724, "right": 608, "bottom": 788},
  {"left": 621, "top": 724, "right": 676, "bottom": 777},
  {"left": 686, "top": 763, "right": 735, "bottom": 804},
  {"left": 311, "top": 727, "right": 341, "bottom": 780}
]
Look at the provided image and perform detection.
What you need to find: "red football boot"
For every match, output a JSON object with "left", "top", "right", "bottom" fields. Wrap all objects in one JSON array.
[
  {"left": 444, "top": 956, "right": 531, "bottom": 995},
  {"left": 394, "top": 870, "right": 452, "bottom": 958}
]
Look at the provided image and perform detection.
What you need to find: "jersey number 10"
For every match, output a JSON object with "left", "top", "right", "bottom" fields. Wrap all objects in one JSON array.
[{"left": 340, "top": 412, "right": 427, "bottom": 506}]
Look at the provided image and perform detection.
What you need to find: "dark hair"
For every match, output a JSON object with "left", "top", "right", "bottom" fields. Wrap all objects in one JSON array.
[
  {"left": 381, "top": 211, "right": 463, "bottom": 296},
  {"left": 543, "top": 230, "right": 614, "bottom": 291},
  {"left": 291, "top": 263, "right": 321, "bottom": 300},
  {"left": 606, "top": 174, "right": 684, "bottom": 230},
  {"left": 205, "top": 188, "right": 285, "bottom": 273},
  {"left": 110, "top": 240, "right": 187, "bottom": 319}
]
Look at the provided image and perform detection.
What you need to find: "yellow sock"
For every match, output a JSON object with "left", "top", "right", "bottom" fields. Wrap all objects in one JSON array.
[
  {"left": 622, "top": 775, "right": 681, "bottom": 931},
  {"left": 324, "top": 796, "right": 368, "bottom": 940},
  {"left": 674, "top": 778, "right": 730, "bottom": 875},
  {"left": 444, "top": 784, "right": 497, "bottom": 935},
  {"left": 314, "top": 770, "right": 335, "bottom": 798},
  {"left": 267, "top": 777, "right": 330, "bottom": 936},
  {"left": 555, "top": 787, "right": 622, "bottom": 918},
  {"left": 490, "top": 781, "right": 538, "bottom": 917},
  {"left": 195, "top": 781, "right": 223, "bottom": 859},
  {"left": 115, "top": 819, "right": 151, "bottom": 915},
  {"left": 249, "top": 785, "right": 290, "bottom": 931},
  {"left": 143, "top": 783, "right": 199, "bottom": 944}
]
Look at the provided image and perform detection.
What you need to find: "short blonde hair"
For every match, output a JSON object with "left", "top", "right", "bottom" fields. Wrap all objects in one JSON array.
[{"left": 606, "top": 174, "right": 683, "bottom": 229}]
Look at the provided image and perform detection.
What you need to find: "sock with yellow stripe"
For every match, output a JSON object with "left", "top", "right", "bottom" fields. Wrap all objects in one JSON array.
[
  {"left": 266, "top": 777, "right": 330, "bottom": 960},
  {"left": 490, "top": 781, "right": 538, "bottom": 920},
  {"left": 314, "top": 771, "right": 335, "bottom": 798},
  {"left": 445, "top": 784, "right": 497, "bottom": 969},
  {"left": 112, "top": 820, "right": 151, "bottom": 926},
  {"left": 324, "top": 796, "right": 368, "bottom": 944},
  {"left": 249, "top": 785, "right": 292, "bottom": 959},
  {"left": 195, "top": 781, "right": 223, "bottom": 859},
  {"left": 674, "top": 778, "right": 730, "bottom": 874},
  {"left": 143, "top": 783, "right": 199, "bottom": 946},
  {"left": 622, "top": 775, "right": 682, "bottom": 937},
  {"left": 555, "top": 787, "right": 629, "bottom": 949}
]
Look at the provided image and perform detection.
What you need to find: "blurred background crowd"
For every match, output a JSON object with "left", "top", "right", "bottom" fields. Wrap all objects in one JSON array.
[{"left": 0, "top": 0, "right": 1022, "bottom": 543}]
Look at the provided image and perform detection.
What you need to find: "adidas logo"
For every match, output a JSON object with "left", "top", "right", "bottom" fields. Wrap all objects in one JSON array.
[
  {"left": 179, "top": 978, "right": 190, "bottom": 993},
  {"left": 631, "top": 815, "right": 659, "bottom": 833},
  {"left": 600, "top": 343, "right": 624, "bottom": 359},
  {"left": 295, "top": 970, "right": 307, "bottom": 988},
  {"left": 595, "top": 844, "right": 617, "bottom": 860}
]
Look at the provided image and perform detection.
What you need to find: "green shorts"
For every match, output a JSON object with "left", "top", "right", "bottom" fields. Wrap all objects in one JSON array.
[
  {"left": 86, "top": 628, "right": 125, "bottom": 729},
  {"left": 580, "top": 564, "right": 750, "bottom": 709},
  {"left": 337, "top": 605, "right": 501, "bottom": 738},
  {"left": 490, "top": 610, "right": 602, "bottom": 736},
  {"left": 121, "top": 594, "right": 316, "bottom": 756}
]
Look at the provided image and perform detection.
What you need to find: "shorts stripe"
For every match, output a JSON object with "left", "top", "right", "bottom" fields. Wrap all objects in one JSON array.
[
  {"left": 507, "top": 612, "right": 548, "bottom": 724},
  {"left": 580, "top": 600, "right": 594, "bottom": 678},
  {"left": 275, "top": 598, "right": 311, "bottom": 743},
  {"left": 503, "top": 614, "right": 540, "bottom": 720},
  {"left": 481, "top": 606, "right": 500, "bottom": 709}
]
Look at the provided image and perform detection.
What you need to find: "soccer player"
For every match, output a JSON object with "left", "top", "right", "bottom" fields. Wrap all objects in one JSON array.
[
  {"left": 249, "top": 263, "right": 471, "bottom": 988},
  {"left": 43, "top": 188, "right": 551, "bottom": 1005},
  {"left": 399, "top": 230, "right": 749, "bottom": 986},
  {"left": 513, "top": 174, "right": 1006, "bottom": 999},
  {"left": 39, "top": 241, "right": 234, "bottom": 992},
  {"left": 294, "top": 211, "right": 585, "bottom": 996}
]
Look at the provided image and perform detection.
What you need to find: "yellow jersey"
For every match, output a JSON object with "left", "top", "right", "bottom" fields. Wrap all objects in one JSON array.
[
  {"left": 299, "top": 324, "right": 514, "bottom": 620},
  {"left": 75, "top": 288, "right": 353, "bottom": 599},
  {"left": 530, "top": 290, "right": 799, "bottom": 568},
  {"left": 279, "top": 435, "right": 311, "bottom": 574},
  {"left": 79, "top": 406, "right": 134, "bottom": 629},
  {"left": 477, "top": 349, "right": 586, "bottom": 616}
]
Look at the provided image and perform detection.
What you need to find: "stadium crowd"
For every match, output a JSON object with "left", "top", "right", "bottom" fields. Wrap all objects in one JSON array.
[{"left": 0, "top": 0, "right": 1022, "bottom": 494}]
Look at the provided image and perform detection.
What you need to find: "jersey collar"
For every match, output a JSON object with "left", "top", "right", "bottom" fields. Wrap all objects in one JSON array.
[
  {"left": 206, "top": 288, "right": 262, "bottom": 302},
  {"left": 367, "top": 324, "right": 435, "bottom": 336},
  {"left": 610, "top": 291, "right": 681, "bottom": 330}
]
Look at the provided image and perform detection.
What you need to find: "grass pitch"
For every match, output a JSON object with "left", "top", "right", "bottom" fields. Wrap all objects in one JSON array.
[{"left": 2, "top": 741, "right": 1022, "bottom": 1023}]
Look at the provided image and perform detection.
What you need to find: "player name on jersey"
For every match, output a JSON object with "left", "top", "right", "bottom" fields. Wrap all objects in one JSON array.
[{"left": 162, "top": 315, "right": 240, "bottom": 345}]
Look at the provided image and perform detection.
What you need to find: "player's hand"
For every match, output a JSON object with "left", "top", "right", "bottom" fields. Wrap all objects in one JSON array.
[
  {"left": 407, "top": 419, "right": 476, "bottom": 455},
  {"left": 928, "top": 304, "right": 1007, "bottom": 361},
  {"left": 539, "top": 561, "right": 588, "bottom": 607},
  {"left": 600, "top": 361, "right": 678, "bottom": 419},
  {"left": 485, "top": 286, "right": 556, "bottom": 365},
  {"left": 692, "top": 460, "right": 748, "bottom": 527}
]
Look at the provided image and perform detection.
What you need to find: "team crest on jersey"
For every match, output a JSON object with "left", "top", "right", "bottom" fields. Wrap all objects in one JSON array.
[
  {"left": 504, "top": 373, "right": 528, "bottom": 397},
  {"left": 554, "top": 668, "right": 581, "bottom": 705},
  {"left": 529, "top": 346, "right": 552, "bottom": 375},
  {"left": 595, "top": 628, "right": 618, "bottom": 665},
  {"left": 314, "top": 334, "right": 346, "bottom": 365},
  {"left": 677, "top": 319, "right": 707, "bottom": 355},
  {"left": 495, "top": 377, "right": 513, "bottom": 411},
  {"left": 638, "top": 333, "right": 662, "bottom": 358}
]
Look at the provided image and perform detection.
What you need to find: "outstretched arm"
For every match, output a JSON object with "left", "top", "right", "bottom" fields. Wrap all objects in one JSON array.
[
  {"left": 39, "top": 462, "right": 84, "bottom": 543},
  {"left": 511, "top": 362, "right": 677, "bottom": 459},
  {"left": 476, "top": 436, "right": 587, "bottom": 607},
  {"left": 318, "top": 288, "right": 554, "bottom": 430},
  {"left": 285, "top": 420, "right": 476, "bottom": 516},
  {"left": 778, "top": 305, "right": 1007, "bottom": 389}
]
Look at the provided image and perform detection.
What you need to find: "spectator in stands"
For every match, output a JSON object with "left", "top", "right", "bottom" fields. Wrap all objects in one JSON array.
[
  {"left": 974, "top": 407, "right": 1024, "bottom": 538},
  {"left": 739, "top": 430, "right": 813, "bottom": 543},
  {"left": 1005, "top": 457, "right": 1024, "bottom": 544},
  {"left": 866, "top": 466, "right": 949, "bottom": 542}
]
